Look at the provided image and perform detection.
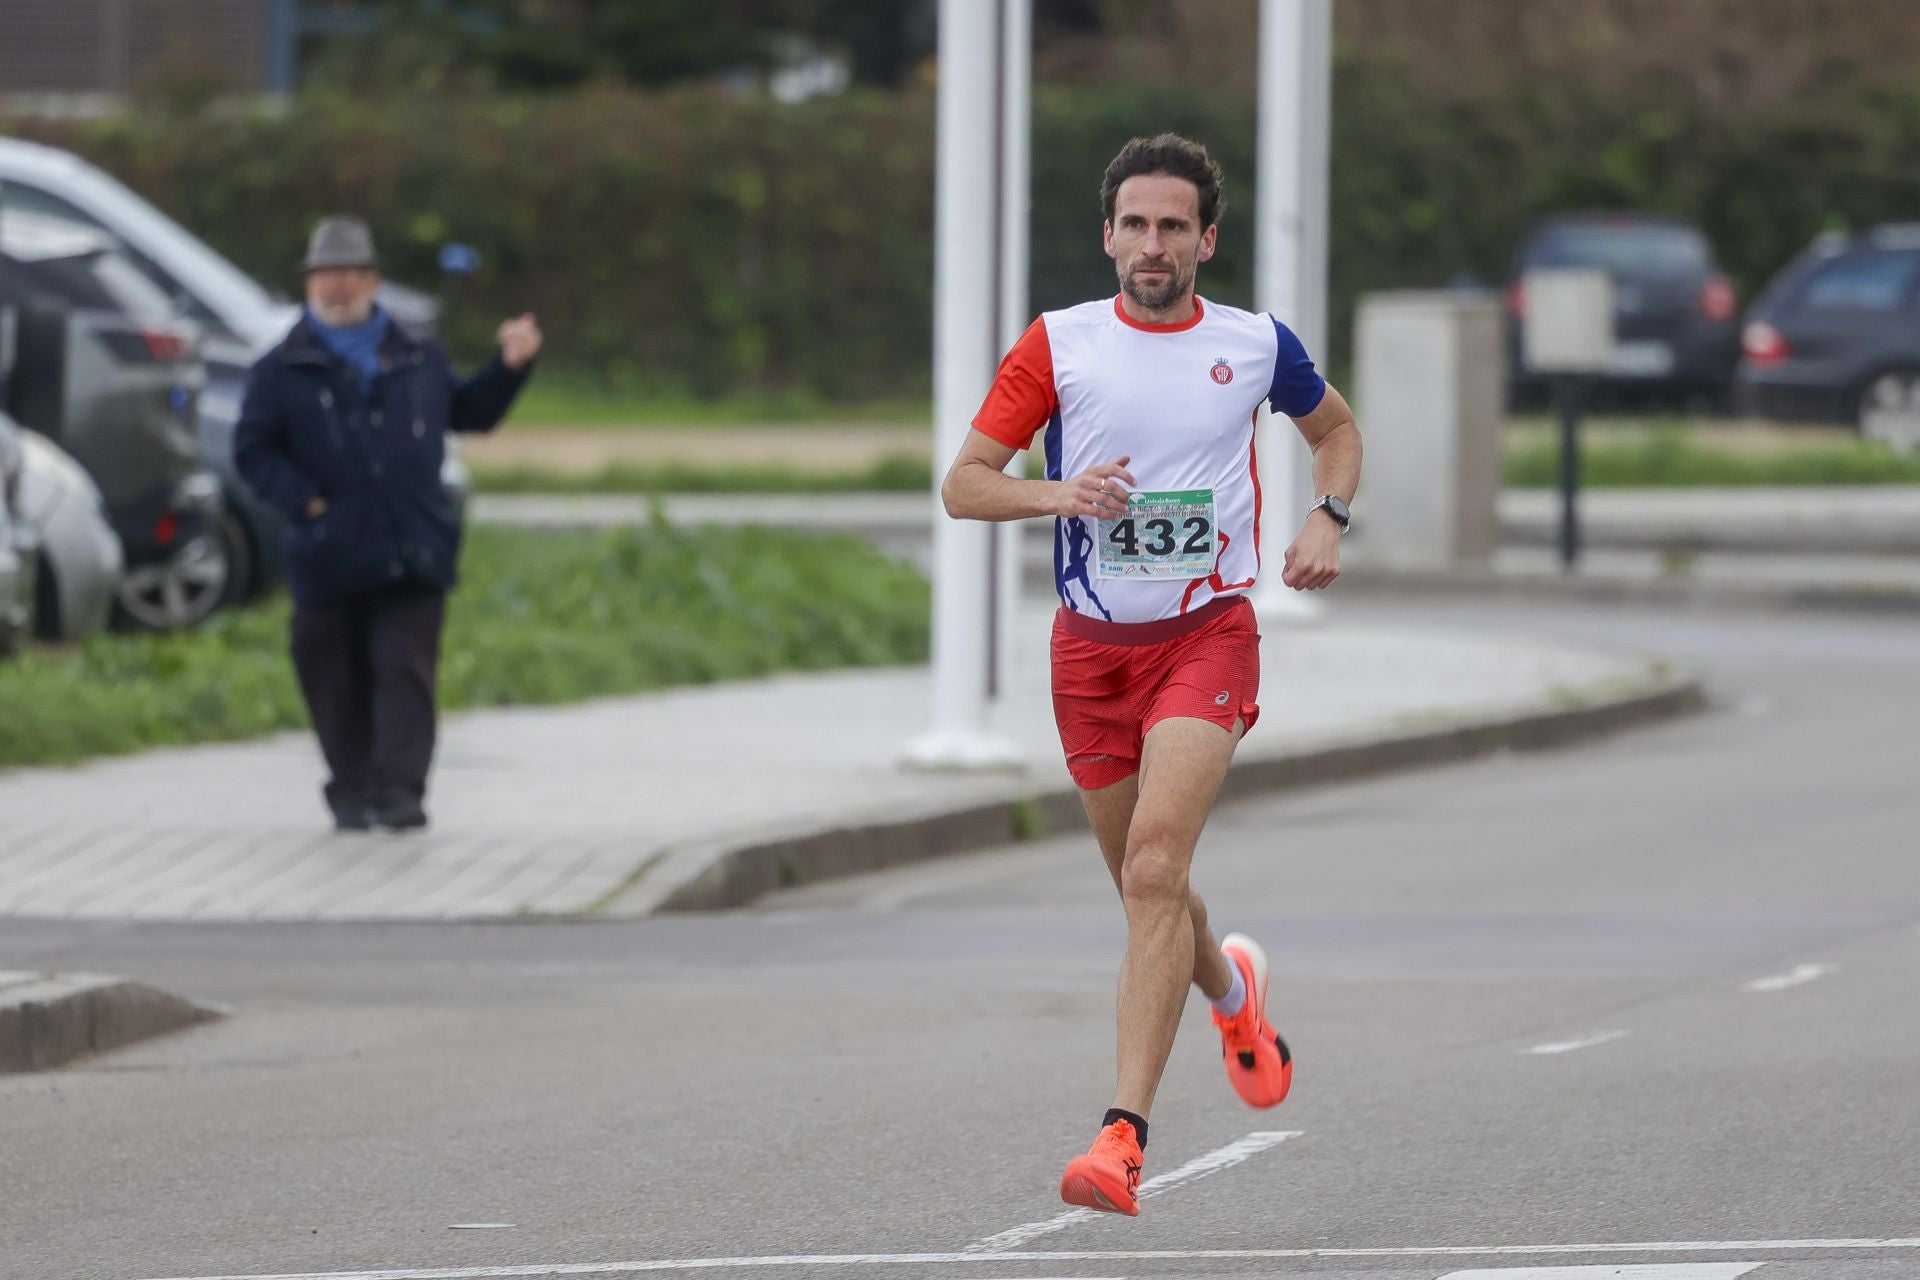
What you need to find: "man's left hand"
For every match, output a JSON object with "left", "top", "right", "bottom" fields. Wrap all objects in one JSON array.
[
  {"left": 1281, "top": 515, "right": 1342, "bottom": 590},
  {"left": 498, "top": 313, "right": 543, "bottom": 370}
]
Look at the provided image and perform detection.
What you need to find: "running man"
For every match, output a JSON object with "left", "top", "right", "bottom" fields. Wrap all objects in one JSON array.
[{"left": 940, "top": 133, "right": 1362, "bottom": 1216}]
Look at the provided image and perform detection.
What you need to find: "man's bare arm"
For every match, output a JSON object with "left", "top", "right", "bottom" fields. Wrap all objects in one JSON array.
[
  {"left": 940, "top": 429, "right": 1134, "bottom": 523},
  {"left": 1293, "top": 382, "right": 1363, "bottom": 512},
  {"left": 1279, "top": 382, "right": 1364, "bottom": 590}
]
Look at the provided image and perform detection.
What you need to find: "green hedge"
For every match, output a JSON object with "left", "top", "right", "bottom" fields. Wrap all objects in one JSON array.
[
  {"left": 9, "top": 67, "right": 1920, "bottom": 399},
  {"left": 0, "top": 522, "right": 929, "bottom": 769}
]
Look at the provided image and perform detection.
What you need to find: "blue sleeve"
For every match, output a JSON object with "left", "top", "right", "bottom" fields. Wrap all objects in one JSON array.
[{"left": 1268, "top": 316, "right": 1328, "bottom": 418}]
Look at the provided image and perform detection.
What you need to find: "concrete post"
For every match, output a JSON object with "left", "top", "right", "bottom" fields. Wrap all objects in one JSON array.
[{"left": 1351, "top": 291, "right": 1507, "bottom": 568}]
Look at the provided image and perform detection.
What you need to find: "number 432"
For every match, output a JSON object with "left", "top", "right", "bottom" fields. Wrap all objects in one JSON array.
[{"left": 1107, "top": 516, "right": 1211, "bottom": 557}]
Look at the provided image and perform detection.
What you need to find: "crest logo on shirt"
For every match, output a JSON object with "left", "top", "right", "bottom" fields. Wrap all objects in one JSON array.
[{"left": 1210, "top": 358, "right": 1234, "bottom": 385}]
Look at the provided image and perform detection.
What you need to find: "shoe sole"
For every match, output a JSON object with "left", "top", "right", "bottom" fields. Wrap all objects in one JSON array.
[{"left": 1060, "top": 1172, "right": 1139, "bottom": 1216}]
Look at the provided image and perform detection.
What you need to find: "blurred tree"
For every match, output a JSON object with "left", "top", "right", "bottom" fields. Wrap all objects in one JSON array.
[
  {"left": 1030, "top": 0, "right": 1920, "bottom": 115},
  {"left": 297, "top": 0, "right": 784, "bottom": 92},
  {"left": 296, "top": 0, "right": 950, "bottom": 93},
  {"left": 784, "top": 0, "right": 934, "bottom": 87}
]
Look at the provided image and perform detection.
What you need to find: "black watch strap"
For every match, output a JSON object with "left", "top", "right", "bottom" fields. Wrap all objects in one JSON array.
[{"left": 1310, "top": 494, "right": 1351, "bottom": 533}]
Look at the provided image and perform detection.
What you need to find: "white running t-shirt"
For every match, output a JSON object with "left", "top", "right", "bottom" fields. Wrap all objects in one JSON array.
[{"left": 972, "top": 294, "right": 1327, "bottom": 624}]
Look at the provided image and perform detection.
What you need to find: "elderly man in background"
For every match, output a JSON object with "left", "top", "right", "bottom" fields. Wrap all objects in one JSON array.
[{"left": 235, "top": 216, "right": 541, "bottom": 833}]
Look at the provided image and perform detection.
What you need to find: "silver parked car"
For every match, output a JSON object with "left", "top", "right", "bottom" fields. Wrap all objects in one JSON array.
[
  {"left": 16, "top": 426, "right": 121, "bottom": 641},
  {"left": 0, "top": 412, "right": 119, "bottom": 643},
  {"left": 0, "top": 421, "right": 28, "bottom": 655}
]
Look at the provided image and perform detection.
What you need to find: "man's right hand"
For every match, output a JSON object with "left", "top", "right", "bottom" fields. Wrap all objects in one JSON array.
[
  {"left": 1057, "top": 456, "right": 1135, "bottom": 519},
  {"left": 304, "top": 496, "right": 328, "bottom": 520}
]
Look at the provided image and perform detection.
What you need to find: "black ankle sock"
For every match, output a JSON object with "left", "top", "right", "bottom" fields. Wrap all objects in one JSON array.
[{"left": 1102, "top": 1107, "right": 1148, "bottom": 1149}]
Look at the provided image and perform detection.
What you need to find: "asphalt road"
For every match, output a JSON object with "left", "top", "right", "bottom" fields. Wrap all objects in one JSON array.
[{"left": 2, "top": 600, "right": 1916, "bottom": 1280}]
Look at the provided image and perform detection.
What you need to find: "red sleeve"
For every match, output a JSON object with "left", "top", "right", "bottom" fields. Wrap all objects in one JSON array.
[{"left": 971, "top": 317, "right": 1057, "bottom": 450}]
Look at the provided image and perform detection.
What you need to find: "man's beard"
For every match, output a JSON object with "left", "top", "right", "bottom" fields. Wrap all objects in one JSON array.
[
  {"left": 1121, "top": 259, "right": 1190, "bottom": 311},
  {"left": 312, "top": 298, "right": 374, "bottom": 326}
]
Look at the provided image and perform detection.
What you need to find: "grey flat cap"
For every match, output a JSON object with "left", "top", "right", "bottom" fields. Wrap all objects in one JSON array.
[{"left": 301, "top": 215, "right": 378, "bottom": 272}]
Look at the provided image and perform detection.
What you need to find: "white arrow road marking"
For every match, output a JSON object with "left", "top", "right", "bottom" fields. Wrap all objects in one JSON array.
[
  {"left": 1526, "top": 1030, "right": 1629, "bottom": 1055},
  {"left": 966, "top": 1128, "right": 1302, "bottom": 1252},
  {"left": 1743, "top": 962, "right": 1837, "bottom": 993}
]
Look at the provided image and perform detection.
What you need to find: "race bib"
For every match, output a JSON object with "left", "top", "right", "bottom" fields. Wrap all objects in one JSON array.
[{"left": 1097, "top": 488, "right": 1217, "bottom": 579}]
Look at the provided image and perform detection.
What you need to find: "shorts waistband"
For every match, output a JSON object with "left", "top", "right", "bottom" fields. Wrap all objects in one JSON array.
[{"left": 1056, "top": 593, "right": 1248, "bottom": 646}]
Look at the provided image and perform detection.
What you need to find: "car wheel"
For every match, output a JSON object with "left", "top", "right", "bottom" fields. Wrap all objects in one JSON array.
[
  {"left": 217, "top": 509, "right": 256, "bottom": 607},
  {"left": 1855, "top": 368, "right": 1920, "bottom": 453},
  {"left": 113, "top": 533, "right": 231, "bottom": 631}
]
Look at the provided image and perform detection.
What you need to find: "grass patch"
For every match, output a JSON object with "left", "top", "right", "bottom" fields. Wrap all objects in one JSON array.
[
  {"left": 504, "top": 371, "right": 930, "bottom": 430},
  {"left": 1506, "top": 426, "right": 1920, "bottom": 487},
  {"left": 471, "top": 455, "right": 935, "bottom": 495},
  {"left": 1009, "top": 795, "right": 1048, "bottom": 842},
  {"left": 0, "top": 522, "right": 929, "bottom": 770}
]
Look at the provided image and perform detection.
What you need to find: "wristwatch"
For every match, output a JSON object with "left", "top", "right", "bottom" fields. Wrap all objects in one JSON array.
[{"left": 1308, "top": 494, "right": 1351, "bottom": 534}]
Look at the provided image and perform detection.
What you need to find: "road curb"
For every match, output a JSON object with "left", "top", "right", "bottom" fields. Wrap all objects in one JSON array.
[
  {"left": 616, "top": 671, "right": 1706, "bottom": 914},
  {"left": 0, "top": 971, "right": 224, "bottom": 1073}
]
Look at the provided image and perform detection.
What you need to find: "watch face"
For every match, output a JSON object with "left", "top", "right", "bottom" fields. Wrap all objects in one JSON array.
[{"left": 1324, "top": 496, "right": 1350, "bottom": 525}]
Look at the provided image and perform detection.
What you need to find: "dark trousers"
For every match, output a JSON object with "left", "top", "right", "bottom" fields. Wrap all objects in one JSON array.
[{"left": 290, "top": 582, "right": 447, "bottom": 815}]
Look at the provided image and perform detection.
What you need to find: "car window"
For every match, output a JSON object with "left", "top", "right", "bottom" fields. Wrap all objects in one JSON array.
[
  {"left": 6, "top": 249, "right": 177, "bottom": 325},
  {"left": 1798, "top": 250, "right": 1920, "bottom": 311},
  {"left": 84, "top": 252, "right": 180, "bottom": 325},
  {"left": 0, "top": 179, "right": 103, "bottom": 232},
  {"left": 1527, "top": 224, "right": 1711, "bottom": 279},
  {"left": 0, "top": 180, "right": 227, "bottom": 333}
]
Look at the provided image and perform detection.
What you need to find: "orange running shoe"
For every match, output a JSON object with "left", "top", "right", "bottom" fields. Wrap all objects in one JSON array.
[
  {"left": 1213, "top": 932, "right": 1292, "bottom": 1108},
  {"left": 1059, "top": 1117, "right": 1144, "bottom": 1216}
]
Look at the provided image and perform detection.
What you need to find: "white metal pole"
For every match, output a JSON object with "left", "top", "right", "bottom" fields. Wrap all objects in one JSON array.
[
  {"left": 1299, "top": 0, "right": 1333, "bottom": 362},
  {"left": 992, "top": 0, "right": 1031, "bottom": 723},
  {"left": 905, "top": 0, "right": 1023, "bottom": 770},
  {"left": 1251, "top": 0, "right": 1332, "bottom": 621}
]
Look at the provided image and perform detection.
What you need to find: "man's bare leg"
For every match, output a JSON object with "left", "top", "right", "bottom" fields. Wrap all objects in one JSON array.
[
  {"left": 1103, "top": 716, "right": 1241, "bottom": 1118},
  {"left": 1080, "top": 771, "right": 1235, "bottom": 1003}
]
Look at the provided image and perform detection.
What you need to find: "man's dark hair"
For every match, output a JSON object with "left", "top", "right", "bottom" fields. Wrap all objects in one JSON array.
[{"left": 1100, "top": 133, "right": 1225, "bottom": 229}]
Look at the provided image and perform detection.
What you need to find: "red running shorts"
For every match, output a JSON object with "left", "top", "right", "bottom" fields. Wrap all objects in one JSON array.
[{"left": 1049, "top": 593, "right": 1261, "bottom": 790}]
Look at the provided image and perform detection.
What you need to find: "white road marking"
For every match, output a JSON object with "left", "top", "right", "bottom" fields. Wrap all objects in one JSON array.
[
  {"left": 1526, "top": 1030, "right": 1629, "bottom": 1055},
  {"left": 1440, "top": 1265, "right": 1764, "bottom": 1278},
  {"left": 135, "top": 1237, "right": 1920, "bottom": 1280},
  {"left": 1743, "top": 963, "right": 1837, "bottom": 993},
  {"left": 446, "top": 1225, "right": 514, "bottom": 1231},
  {"left": 965, "top": 1129, "right": 1301, "bottom": 1251}
]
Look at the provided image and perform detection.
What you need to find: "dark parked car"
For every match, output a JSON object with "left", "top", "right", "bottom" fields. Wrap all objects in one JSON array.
[
  {"left": 0, "top": 212, "right": 229, "bottom": 629},
  {"left": 1736, "top": 224, "right": 1920, "bottom": 450},
  {"left": 1507, "top": 214, "right": 1742, "bottom": 406}
]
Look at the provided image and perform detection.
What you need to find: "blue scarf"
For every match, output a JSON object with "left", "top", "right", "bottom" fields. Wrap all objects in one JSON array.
[{"left": 306, "top": 305, "right": 390, "bottom": 395}]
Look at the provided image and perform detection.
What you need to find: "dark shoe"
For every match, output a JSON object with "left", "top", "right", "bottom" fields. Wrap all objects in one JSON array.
[
  {"left": 370, "top": 797, "right": 429, "bottom": 832},
  {"left": 328, "top": 800, "right": 374, "bottom": 832}
]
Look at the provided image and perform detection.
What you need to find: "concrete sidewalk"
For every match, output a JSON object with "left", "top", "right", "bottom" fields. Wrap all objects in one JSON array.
[{"left": 0, "top": 604, "right": 1693, "bottom": 923}]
